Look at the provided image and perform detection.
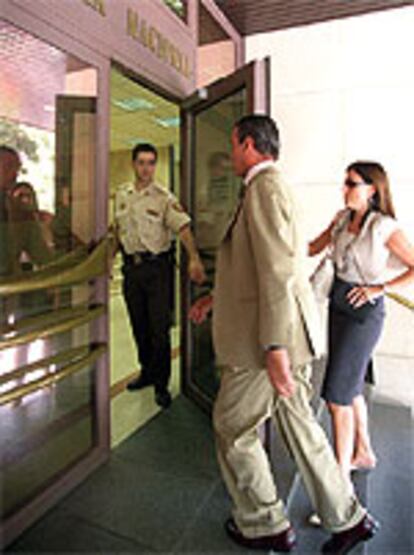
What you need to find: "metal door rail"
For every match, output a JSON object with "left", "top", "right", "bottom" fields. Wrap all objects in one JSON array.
[
  {"left": 0, "top": 343, "right": 107, "bottom": 406},
  {"left": 0, "top": 237, "right": 109, "bottom": 295},
  {"left": 0, "top": 345, "right": 91, "bottom": 386},
  {"left": 0, "top": 305, "right": 105, "bottom": 351}
]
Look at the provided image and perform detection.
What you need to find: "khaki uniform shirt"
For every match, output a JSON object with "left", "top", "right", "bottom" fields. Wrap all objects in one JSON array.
[{"left": 114, "top": 181, "right": 190, "bottom": 255}]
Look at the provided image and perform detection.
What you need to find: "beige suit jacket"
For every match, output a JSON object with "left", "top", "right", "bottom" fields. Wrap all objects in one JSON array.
[{"left": 212, "top": 166, "right": 323, "bottom": 370}]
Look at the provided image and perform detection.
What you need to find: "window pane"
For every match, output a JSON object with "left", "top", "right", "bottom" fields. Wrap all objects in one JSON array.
[
  {"left": 191, "top": 88, "right": 247, "bottom": 400},
  {"left": 0, "top": 19, "right": 100, "bottom": 519},
  {"left": 162, "top": 0, "right": 187, "bottom": 22}
]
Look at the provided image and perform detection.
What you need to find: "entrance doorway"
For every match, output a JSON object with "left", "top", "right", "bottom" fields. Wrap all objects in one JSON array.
[{"left": 109, "top": 67, "right": 181, "bottom": 445}]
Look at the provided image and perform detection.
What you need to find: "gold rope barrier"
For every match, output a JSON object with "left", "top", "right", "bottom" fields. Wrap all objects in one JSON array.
[
  {"left": 0, "top": 305, "right": 105, "bottom": 351},
  {"left": 0, "top": 237, "right": 108, "bottom": 296},
  {"left": 0, "top": 343, "right": 107, "bottom": 406}
]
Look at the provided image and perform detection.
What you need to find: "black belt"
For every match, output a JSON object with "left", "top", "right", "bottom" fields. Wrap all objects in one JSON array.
[{"left": 123, "top": 250, "right": 170, "bottom": 266}]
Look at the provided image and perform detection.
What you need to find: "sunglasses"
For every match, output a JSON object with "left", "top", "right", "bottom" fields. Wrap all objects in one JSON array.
[{"left": 344, "top": 178, "right": 371, "bottom": 189}]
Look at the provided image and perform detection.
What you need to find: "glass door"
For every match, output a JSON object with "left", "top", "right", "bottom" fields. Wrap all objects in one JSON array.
[
  {"left": 181, "top": 59, "right": 270, "bottom": 410},
  {"left": 0, "top": 20, "right": 108, "bottom": 546}
]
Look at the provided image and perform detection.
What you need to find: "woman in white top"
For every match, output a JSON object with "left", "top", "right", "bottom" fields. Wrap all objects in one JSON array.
[{"left": 309, "top": 161, "right": 414, "bottom": 481}]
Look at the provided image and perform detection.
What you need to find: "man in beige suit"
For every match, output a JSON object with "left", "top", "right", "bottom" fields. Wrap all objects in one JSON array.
[{"left": 189, "top": 115, "right": 378, "bottom": 554}]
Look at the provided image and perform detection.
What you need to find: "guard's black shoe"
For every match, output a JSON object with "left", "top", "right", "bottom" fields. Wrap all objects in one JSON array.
[
  {"left": 155, "top": 389, "right": 172, "bottom": 409},
  {"left": 126, "top": 375, "right": 152, "bottom": 391}
]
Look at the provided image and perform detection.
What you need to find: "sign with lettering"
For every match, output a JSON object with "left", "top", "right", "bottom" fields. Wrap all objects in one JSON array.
[
  {"left": 81, "top": 0, "right": 106, "bottom": 17},
  {"left": 126, "top": 8, "right": 190, "bottom": 78}
]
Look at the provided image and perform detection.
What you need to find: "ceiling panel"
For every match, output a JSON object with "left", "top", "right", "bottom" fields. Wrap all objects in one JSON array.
[
  {"left": 110, "top": 70, "right": 179, "bottom": 152},
  {"left": 199, "top": 2, "right": 231, "bottom": 45},
  {"left": 214, "top": 0, "right": 412, "bottom": 35}
]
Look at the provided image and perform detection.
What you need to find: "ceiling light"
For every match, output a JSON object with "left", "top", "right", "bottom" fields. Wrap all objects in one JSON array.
[
  {"left": 112, "top": 98, "right": 155, "bottom": 112},
  {"left": 127, "top": 137, "right": 149, "bottom": 146},
  {"left": 155, "top": 116, "right": 180, "bottom": 128}
]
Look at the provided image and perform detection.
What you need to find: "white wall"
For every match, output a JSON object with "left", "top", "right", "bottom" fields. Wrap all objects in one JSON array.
[{"left": 246, "top": 6, "right": 414, "bottom": 364}]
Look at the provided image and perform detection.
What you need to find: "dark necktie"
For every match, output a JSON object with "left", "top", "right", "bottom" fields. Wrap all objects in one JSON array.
[{"left": 224, "top": 184, "right": 246, "bottom": 240}]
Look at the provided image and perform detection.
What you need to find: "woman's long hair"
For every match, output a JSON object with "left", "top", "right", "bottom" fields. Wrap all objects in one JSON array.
[
  {"left": 10, "top": 182, "right": 41, "bottom": 223},
  {"left": 347, "top": 161, "right": 396, "bottom": 218}
]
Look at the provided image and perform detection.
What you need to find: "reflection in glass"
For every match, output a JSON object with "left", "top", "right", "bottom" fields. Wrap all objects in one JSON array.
[
  {"left": 191, "top": 88, "right": 247, "bottom": 400},
  {"left": 162, "top": 0, "right": 187, "bottom": 21},
  {"left": 0, "top": 19, "right": 99, "bottom": 520}
]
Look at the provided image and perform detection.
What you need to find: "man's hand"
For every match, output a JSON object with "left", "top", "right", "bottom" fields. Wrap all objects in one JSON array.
[
  {"left": 106, "top": 226, "right": 118, "bottom": 278},
  {"left": 178, "top": 225, "right": 206, "bottom": 284},
  {"left": 266, "top": 348, "right": 296, "bottom": 398},
  {"left": 188, "top": 294, "right": 213, "bottom": 324},
  {"left": 188, "top": 255, "right": 206, "bottom": 285}
]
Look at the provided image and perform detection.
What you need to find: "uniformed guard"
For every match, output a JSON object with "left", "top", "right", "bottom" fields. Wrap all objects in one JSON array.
[{"left": 112, "top": 143, "right": 205, "bottom": 409}]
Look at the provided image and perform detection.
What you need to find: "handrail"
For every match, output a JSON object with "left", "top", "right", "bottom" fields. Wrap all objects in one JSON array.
[
  {"left": 2, "top": 304, "right": 89, "bottom": 335},
  {"left": 386, "top": 291, "right": 414, "bottom": 311},
  {"left": 0, "top": 236, "right": 109, "bottom": 296},
  {"left": 0, "top": 343, "right": 107, "bottom": 406},
  {"left": 0, "top": 304, "right": 105, "bottom": 351},
  {"left": 36, "top": 245, "right": 88, "bottom": 271},
  {"left": 0, "top": 345, "right": 90, "bottom": 386}
]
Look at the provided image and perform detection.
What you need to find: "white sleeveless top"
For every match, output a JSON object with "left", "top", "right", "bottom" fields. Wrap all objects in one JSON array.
[{"left": 333, "top": 211, "right": 403, "bottom": 285}]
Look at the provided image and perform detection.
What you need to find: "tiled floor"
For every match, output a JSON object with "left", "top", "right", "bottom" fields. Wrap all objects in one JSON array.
[
  {"left": 110, "top": 281, "right": 183, "bottom": 447},
  {"left": 7, "top": 396, "right": 238, "bottom": 554},
  {"left": 6, "top": 391, "right": 413, "bottom": 554}
]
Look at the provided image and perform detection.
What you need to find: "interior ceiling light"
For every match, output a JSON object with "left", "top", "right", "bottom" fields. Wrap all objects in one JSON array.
[
  {"left": 155, "top": 116, "right": 180, "bottom": 128},
  {"left": 112, "top": 98, "right": 155, "bottom": 112},
  {"left": 127, "top": 137, "right": 149, "bottom": 146}
]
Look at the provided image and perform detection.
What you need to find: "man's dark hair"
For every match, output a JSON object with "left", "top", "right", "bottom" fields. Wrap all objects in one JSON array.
[
  {"left": 234, "top": 115, "right": 280, "bottom": 159},
  {"left": 132, "top": 143, "right": 158, "bottom": 162}
]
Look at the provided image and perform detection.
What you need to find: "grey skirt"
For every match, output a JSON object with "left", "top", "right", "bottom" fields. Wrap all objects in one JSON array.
[{"left": 321, "top": 280, "right": 385, "bottom": 406}]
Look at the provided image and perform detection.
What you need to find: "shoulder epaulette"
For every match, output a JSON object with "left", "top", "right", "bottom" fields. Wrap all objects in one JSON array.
[
  {"left": 152, "top": 182, "right": 171, "bottom": 197},
  {"left": 116, "top": 182, "right": 134, "bottom": 195}
]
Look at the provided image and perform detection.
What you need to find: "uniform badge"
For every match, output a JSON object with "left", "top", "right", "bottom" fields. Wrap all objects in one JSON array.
[
  {"left": 147, "top": 209, "right": 160, "bottom": 217},
  {"left": 172, "top": 202, "right": 184, "bottom": 213}
]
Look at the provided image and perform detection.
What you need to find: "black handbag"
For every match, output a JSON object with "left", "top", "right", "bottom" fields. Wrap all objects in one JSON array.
[{"left": 330, "top": 277, "right": 379, "bottom": 323}]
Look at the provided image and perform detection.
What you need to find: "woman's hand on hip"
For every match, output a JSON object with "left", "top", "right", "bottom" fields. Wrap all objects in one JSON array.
[{"left": 347, "top": 285, "right": 384, "bottom": 307}]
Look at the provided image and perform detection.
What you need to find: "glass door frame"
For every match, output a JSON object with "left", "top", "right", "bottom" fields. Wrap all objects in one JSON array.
[
  {"left": 180, "top": 58, "right": 270, "bottom": 412},
  {"left": 0, "top": 11, "right": 111, "bottom": 547}
]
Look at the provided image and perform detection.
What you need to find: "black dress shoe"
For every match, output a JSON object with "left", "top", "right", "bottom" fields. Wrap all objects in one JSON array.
[
  {"left": 155, "top": 389, "right": 172, "bottom": 409},
  {"left": 126, "top": 375, "right": 152, "bottom": 391},
  {"left": 321, "top": 513, "right": 379, "bottom": 554},
  {"left": 225, "top": 517, "right": 296, "bottom": 551}
]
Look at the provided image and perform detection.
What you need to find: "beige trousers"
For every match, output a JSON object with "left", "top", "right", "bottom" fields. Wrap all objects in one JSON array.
[{"left": 213, "top": 364, "right": 366, "bottom": 538}]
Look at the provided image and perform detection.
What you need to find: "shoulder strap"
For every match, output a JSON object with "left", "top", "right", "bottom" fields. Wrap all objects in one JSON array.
[{"left": 348, "top": 212, "right": 377, "bottom": 283}]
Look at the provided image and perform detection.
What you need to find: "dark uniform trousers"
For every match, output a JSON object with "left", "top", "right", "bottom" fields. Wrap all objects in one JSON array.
[{"left": 122, "top": 251, "right": 172, "bottom": 392}]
